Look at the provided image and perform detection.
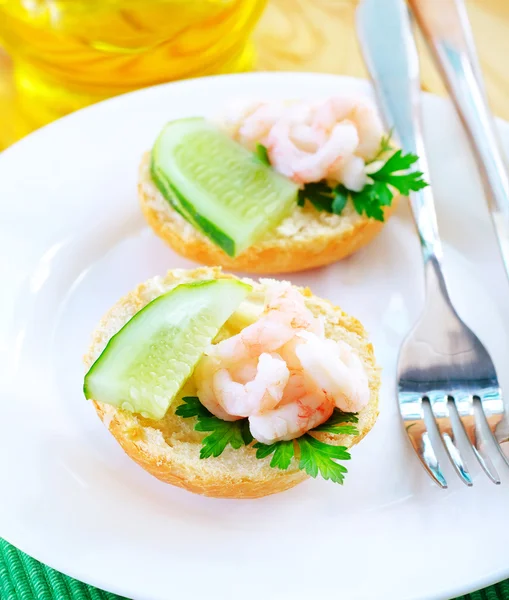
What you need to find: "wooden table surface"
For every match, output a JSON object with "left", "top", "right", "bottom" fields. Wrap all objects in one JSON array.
[{"left": 1, "top": 0, "right": 508, "bottom": 150}]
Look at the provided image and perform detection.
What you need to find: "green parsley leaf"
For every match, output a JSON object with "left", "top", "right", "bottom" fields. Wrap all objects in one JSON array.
[
  {"left": 316, "top": 409, "right": 359, "bottom": 426},
  {"left": 253, "top": 441, "right": 278, "bottom": 460},
  {"left": 175, "top": 395, "right": 210, "bottom": 419},
  {"left": 374, "top": 180, "right": 394, "bottom": 206},
  {"left": 253, "top": 439, "right": 295, "bottom": 469},
  {"left": 314, "top": 424, "right": 359, "bottom": 436},
  {"left": 252, "top": 409, "right": 357, "bottom": 482},
  {"left": 312, "top": 408, "right": 360, "bottom": 435},
  {"left": 177, "top": 397, "right": 358, "bottom": 484},
  {"left": 270, "top": 440, "right": 295, "bottom": 469},
  {"left": 297, "top": 435, "right": 350, "bottom": 483},
  {"left": 369, "top": 149, "right": 428, "bottom": 195},
  {"left": 301, "top": 182, "right": 335, "bottom": 212},
  {"left": 194, "top": 415, "right": 246, "bottom": 458},
  {"left": 255, "top": 143, "right": 270, "bottom": 166},
  {"left": 350, "top": 185, "right": 387, "bottom": 222},
  {"left": 176, "top": 397, "right": 252, "bottom": 459},
  {"left": 300, "top": 434, "right": 351, "bottom": 460},
  {"left": 241, "top": 420, "right": 254, "bottom": 445},
  {"left": 375, "top": 171, "right": 428, "bottom": 195},
  {"left": 373, "top": 148, "right": 417, "bottom": 174},
  {"left": 331, "top": 185, "right": 348, "bottom": 214},
  {"left": 298, "top": 182, "right": 349, "bottom": 216},
  {"left": 296, "top": 136, "right": 428, "bottom": 223}
]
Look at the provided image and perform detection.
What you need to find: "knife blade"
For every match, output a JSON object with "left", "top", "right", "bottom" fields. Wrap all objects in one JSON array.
[{"left": 356, "top": 0, "right": 441, "bottom": 261}]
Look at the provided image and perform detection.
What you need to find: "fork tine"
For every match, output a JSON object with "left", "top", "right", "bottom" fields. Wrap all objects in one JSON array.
[
  {"left": 417, "top": 430, "right": 448, "bottom": 488},
  {"left": 428, "top": 395, "right": 472, "bottom": 486},
  {"left": 403, "top": 421, "right": 447, "bottom": 488},
  {"left": 400, "top": 394, "right": 448, "bottom": 487},
  {"left": 452, "top": 393, "right": 500, "bottom": 484},
  {"left": 477, "top": 388, "right": 509, "bottom": 470}
]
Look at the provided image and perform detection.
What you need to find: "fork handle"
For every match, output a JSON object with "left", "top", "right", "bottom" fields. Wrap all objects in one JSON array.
[{"left": 409, "top": 0, "right": 509, "bottom": 278}]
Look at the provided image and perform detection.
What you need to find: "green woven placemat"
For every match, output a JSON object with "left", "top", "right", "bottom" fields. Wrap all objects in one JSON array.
[
  {"left": 0, "top": 537, "right": 507, "bottom": 600},
  {"left": 0, "top": 540, "right": 126, "bottom": 600}
]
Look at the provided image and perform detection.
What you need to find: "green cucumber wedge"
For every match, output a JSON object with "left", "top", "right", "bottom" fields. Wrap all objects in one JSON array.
[
  {"left": 151, "top": 118, "right": 299, "bottom": 257},
  {"left": 84, "top": 279, "right": 251, "bottom": 420},
  {"left": 150, "top": 161, "right": 190, "bottom": 221}
]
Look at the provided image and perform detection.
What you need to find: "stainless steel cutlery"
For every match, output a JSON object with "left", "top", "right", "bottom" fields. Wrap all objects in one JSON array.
[{"left": 357, "top": 0, "right": 509, "bottom": 486}]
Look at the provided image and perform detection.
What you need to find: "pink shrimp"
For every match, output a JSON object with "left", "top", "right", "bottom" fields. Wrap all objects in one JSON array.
[
  {"left": 221, "top": 100, "right": 287, "bottom": 151},
  {"left": 295, "top": 331, "right": 370, "bottom": 412},
  {"left": 222, "top": 96, "right": 385, "bottom": 190},
  {"left": 248, "top": 370, "right": 334, "bottom": 444},
  {"left": 192, "top": 282, "right": 369, "bottom": 444},
  {"left": 208, "top": 281, "right": 321, "bottom": 364},
  {"left": 195, "top": 282, "right": 317, "bottom": 420},
  {"left": 195, "top": 352, "right": 289, "bottom": 419}
]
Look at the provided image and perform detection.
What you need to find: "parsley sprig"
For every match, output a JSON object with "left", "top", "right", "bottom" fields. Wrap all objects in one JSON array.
[
  {"left": 176, "top": 397, "right": 359, "bottom": 484},
  {"left": 297, "top": 182, "right": 348, "bottom": 214},
  {"left": 298, "top": 436, "right": 350, "bottom": 483},
  {"left": 176, "top": 396, "right": 253, "bottom": 458},
  {"left": 295, "top": 135, "right": 428, "bottom": 222},
  {"left": 253, "top": 412, "right": 359, "bottom": 484},
  {"left": 312, "top": 410, "right": 359, "bottom": 434},
  {"left": 253, "top": 435, "right": 352, "bottom": 484}
]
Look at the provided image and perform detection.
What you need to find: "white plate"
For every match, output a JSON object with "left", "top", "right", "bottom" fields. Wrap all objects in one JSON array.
[{"left": 1, "top": 73, "right": 509, "bottom": 600}]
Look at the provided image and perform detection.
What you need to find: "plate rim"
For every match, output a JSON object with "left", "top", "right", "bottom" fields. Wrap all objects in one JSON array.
[{"left": 1, "top": 71, "right": 509, "bottom": 600}]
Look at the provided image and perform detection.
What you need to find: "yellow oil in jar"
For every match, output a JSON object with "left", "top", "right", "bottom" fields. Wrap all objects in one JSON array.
[{"left": 0, "top": 0, "right": 267, "bottom": 137}]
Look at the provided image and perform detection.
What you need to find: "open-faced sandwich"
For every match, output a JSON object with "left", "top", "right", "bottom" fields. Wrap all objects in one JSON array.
[
  {"left": 84, "top": 267, "right": 380, "bottom": 499},
  {"left": 139, "top": 96, "right": 427, "bottom": 273}
]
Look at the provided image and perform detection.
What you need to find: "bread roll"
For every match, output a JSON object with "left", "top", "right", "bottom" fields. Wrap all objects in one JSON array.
[
  {"left": 84, "top": 266, "right": 380, "bottom": 499},
  {"left": 138, "top": 153, "right": 399, "bottom": 274}
]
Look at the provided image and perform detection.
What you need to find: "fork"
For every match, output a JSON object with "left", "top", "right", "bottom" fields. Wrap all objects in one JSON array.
[{"left": 357, "top": 0, "right": 509, "bottom": 487}]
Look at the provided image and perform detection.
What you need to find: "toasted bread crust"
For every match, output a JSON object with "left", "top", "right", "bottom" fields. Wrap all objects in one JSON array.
[
  {"left": 85, "top": 267, "right": 380, "bottom": 499},
  {"left": 138, "top": 153, "right": 399, "bottom": 274},
  {"left": 93, "top": 401, "right": 309, "bottom": 498}
]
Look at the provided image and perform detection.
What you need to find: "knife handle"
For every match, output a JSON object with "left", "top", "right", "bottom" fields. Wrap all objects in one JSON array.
[{"left": 409, "top": 0, "right": 509, "bottom": 272}]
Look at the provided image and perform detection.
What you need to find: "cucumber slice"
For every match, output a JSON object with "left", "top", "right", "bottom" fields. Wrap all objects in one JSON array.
[
  {"left": 84, "top": 279, "right": 251, "bottom": 420},
  {"left": 152, "top": 163, "right": 238, "bottom": 257},
  {"left": 150, "top": 160, "right": 190, "bottom": 221},
  {"left": 151, "top": 118, "right": 299, "bottom": 257}
]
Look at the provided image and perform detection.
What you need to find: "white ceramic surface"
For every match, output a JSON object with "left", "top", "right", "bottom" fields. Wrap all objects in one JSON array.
[{"left": 1, "top": 73, "right": 509, "bottom": 600}]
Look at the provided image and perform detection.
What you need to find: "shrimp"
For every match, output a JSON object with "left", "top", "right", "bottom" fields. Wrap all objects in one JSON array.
[
  {"left": 208, "top": 282, "right": 321, "bottom": 364},
  {"left": 333, "top": 155, "right": 368, "bottom": 192},
  {"left": 248, "top": 331, "right": 369, "bottom": 443},
  {"left": 237, "top": 102, "right": 287, "bottom": 150},
  {"left": 192, "top": 281, "right": 368, "bottom": 445},
  {"left": 316, "top": 96, "right": 384, "bottom": 160},
  {"left": 248, "top": 370, "right": 334, "bottom": 444},
  {"left": 264, "top": 281, "right": 323, "bottom": 336},
  {"left": 219, "top": 100, "right": 263, "bottom": 141},
  {"left": 195, "top": 282, "right": 316, "bottom": 419},
  {"left": 193, "top": 355, "right": 241, "bottom": 422},
  {"left": 222, "top": 96, "right": 385, "bottom": 189},
  {"left": 295, "top": 331, "right": 370, "bottom": 412},
  {"left": 222, "top": 100, "right": 287, "bottom": 151},
  {"left": 195, "top": 352, "right": 289, "bottom": 419},
  {"left": 267, "top": 110, "right": 359, "bottom": 184}
]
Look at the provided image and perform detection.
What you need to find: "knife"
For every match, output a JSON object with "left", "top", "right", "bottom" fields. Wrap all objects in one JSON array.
[
  {"left": 356, "top": 0, "right": 442, "bottom": 264},
  {"left": 408, "top": 0, "right": 509, "bottom": 293}
]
